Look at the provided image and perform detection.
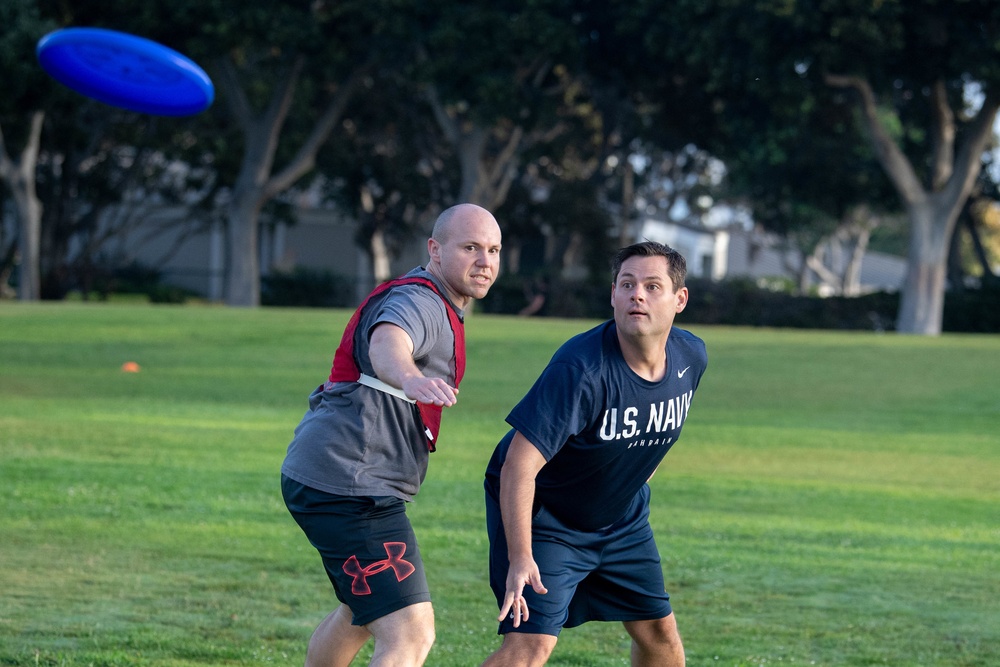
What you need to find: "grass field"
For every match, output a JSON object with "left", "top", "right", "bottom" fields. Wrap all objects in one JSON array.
[{"left": 1, "top": 301, "right": 998, "bottom": 667}]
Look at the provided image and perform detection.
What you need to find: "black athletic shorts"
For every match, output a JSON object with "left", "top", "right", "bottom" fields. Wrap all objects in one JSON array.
[
  {"left": 486, "top": 482, "right": 672, "bottom": 637},
  {"left": 281, "top": 475, "right": 431, "bottom": 626}
]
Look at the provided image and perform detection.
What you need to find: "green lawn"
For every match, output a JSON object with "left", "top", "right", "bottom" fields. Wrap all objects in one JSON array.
[{"left": 1, "top": 302, "right": 997, "bottom": 666}]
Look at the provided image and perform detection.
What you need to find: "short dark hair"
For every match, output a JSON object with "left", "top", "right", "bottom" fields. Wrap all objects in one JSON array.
[{"left": 611, "top": 241, "right": 687, "bottom": 292}]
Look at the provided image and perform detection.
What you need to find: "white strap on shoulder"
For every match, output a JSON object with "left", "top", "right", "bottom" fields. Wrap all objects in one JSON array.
[{"left": 357, "top": 373, "right": 416, "bottom": 404}]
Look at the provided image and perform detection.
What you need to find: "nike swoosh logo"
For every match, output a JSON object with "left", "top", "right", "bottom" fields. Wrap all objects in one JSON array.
[{"left": 677, "top": 366, "right": 691, "bottom": 379}]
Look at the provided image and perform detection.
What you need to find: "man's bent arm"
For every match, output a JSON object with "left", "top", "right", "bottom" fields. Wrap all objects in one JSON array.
[
  {"left": 369, "top": 323, "right": 458, "bottom": 406},
  {"left": 497, "top": 431, "right": 548, "bottom": 625}
]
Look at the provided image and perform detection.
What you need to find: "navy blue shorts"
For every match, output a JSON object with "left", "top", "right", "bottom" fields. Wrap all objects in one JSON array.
[
  {"left": 282, "top": 475, "right": 430, "bottom": 626},
  {"left": 486, "top": 482, "right": 672, "bottom": 637}
]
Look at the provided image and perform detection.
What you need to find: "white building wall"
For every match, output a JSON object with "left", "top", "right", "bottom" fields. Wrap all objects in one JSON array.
[
  {"left": 637, "top": 216, "right": 905, "bottom": 292},
  {"left": 637, "top": 218, "right": 719, "bottom": 279}
]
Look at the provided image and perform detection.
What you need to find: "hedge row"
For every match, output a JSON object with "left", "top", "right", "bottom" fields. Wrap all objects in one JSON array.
[
  {"left": 477, "top": 274, "right": 1000, "bottom": 334},
  {"left": 91, "top": 264, "right": 995, "bottom": 333}
]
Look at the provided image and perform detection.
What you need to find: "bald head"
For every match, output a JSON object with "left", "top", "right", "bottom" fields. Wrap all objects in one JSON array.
[
  {"left": 431, "top": 203, "right": 496, "bottom": 245},
  {"left": 426, "top": 203, "right": 502, "bottom": 309}
]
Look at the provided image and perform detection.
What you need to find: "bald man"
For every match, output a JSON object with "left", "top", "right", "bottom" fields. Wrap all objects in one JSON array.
[{"left": 282, "top": 204, "right": 502, "bottom": 666}]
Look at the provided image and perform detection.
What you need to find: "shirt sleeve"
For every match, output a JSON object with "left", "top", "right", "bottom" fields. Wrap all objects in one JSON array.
[
  {"left": 505, "top": 359, "right": 597, "bottom": 462},
  {"left": 369, "top": 285, "right": 447, "bottom": 359}
]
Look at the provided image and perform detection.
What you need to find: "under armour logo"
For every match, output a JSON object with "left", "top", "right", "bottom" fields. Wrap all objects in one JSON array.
[{"left": 342, "top": 542, "right": 415, "bottom": 595}]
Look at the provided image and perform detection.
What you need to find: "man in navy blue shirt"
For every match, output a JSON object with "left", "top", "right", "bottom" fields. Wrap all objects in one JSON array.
[{"left": 483, "top": 241, "right": 707, "bottom": 666}]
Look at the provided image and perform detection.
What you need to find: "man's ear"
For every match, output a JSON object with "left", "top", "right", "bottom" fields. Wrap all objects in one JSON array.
[{"left": 675, "top": 287, "right": 689, "bottom": 312}]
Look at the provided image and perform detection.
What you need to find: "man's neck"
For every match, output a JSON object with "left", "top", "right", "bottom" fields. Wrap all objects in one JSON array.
[
  {"left": 424, "top": 264, "right": 469, "bottom": 311},
  {"left": 617, "top": 333, "right": 669, "bottom": 382}
]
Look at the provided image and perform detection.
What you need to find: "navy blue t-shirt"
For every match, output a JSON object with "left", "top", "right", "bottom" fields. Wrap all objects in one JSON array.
[{"left": 485, "top": 320, "right": 707, "bottom": 531}]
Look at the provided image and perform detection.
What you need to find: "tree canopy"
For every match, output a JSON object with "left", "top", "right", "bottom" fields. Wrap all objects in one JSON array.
[
  {"left": 3, "top": 0, "right": 999, "bottom": 332},
  {"left": 597, "top": 0, "right": 1000, "bottom": 332}
]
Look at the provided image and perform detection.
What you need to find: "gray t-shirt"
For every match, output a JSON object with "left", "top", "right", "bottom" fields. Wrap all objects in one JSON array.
[{"left": 281, "top": 268, "right": 462, "bottom": 500}]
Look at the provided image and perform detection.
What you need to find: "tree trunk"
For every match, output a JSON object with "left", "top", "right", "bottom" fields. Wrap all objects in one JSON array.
[
  {"left": 224, "top": 190, "right": 263, "bottom": 307},
  {"left": 505, "top": 241, "right": 522, "bottom": 275},
  {"left": 842, "top": 225, "right": 870, "bottom": 297},
  {"left": 15, "top": 182, "right": 42, "bottom": 301},
  {"left": 0, "top": 111, "right": 44, "bottom": 301},
  {"left": 896, "top": 202, "right": 952, "bottom": 335},
  {"left": 370, "top": 226, "right": 391, "bottom": 283},
  {"left": 456, "top": 128, "right": 487, "bottom": 204},
  {"left": 946, "top": 205, "right": 968, "bottom": 293},
  {"left": 963, "top": 206, "right": 1000, "bottom": 286}
]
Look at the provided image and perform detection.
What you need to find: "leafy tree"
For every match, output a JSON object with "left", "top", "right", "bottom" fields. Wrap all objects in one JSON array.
[
  {"left": 582, "top": 0, "right": 897, "bottom": 295},
  {"left": 15, "top": 1, "right": 393, "bottom": 306},
  {"left": 154, "top": 1, "right": 391, "bottom": 307},
  {"left": 310, "top": 0, "right": 608, "bottom": 289},
  {"left": 754, "top": 1, "right": 994, "bottom": 332},
  {"left": 411, "top": 0, "right": 588, "bottom": 209},
  {"left": 13, "top": 1, "right": 602, "bottom": 305},
  {"left": 316, "top": 69, "right": 455, "bottom": 288},
  {"left": 588, "top": 0, "right": 1000, "bottom": 332}
]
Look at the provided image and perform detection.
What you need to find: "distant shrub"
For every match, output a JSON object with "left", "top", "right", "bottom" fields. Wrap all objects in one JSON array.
[
  {"left": 943, "top": 283, "right": 1000, "bottom": 333},
  {"left": 682, "top": 278, "right": 901, "bottom": 331},
  {"left": 481, "top": 274, "right": 998, "bottom": 333},
  {"left": 479, "top": 274, "right": 609, "bottom": 319},
  {"left": 90, "top": 262, "right": 194, "bottom": 304},
  {"left": 261, "top": 267, "right": 354, "bottom": 308}
]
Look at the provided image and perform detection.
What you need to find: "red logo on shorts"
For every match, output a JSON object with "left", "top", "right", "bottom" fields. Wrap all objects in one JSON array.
[{"left": 342, "top": 542, "right": 415, "bottom": 595}]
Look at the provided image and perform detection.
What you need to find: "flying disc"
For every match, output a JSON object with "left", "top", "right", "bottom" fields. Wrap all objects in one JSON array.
[{"left": 36, "top": 27, "right": 214, "bottom": 116}]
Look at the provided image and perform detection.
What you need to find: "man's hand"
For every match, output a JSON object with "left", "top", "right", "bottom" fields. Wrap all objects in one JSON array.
[
  {"left": 401, "top": 375, "right": 458, "bottom": 406},
  {"left": 498, "top": 555, "right": 548, "bottom": 627}
]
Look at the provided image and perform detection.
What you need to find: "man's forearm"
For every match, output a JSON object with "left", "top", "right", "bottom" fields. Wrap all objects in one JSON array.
[{"left": 499, "top": 464, "right": 536, "bottom": 561}]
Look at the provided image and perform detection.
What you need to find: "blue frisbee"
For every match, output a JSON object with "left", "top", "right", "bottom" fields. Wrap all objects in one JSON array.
[{"left": 37, "top": 27, "right": 214, "bottom": 116}]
